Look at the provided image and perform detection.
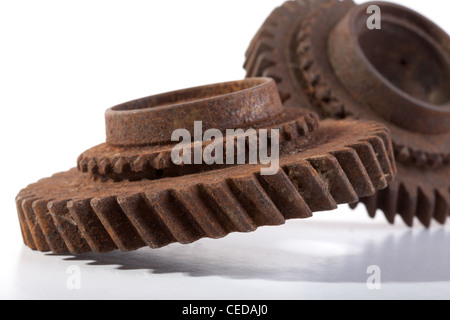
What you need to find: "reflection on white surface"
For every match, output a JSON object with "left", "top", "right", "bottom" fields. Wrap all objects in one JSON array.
[{"left": 2, "top": 206, "right": 450, "bottom": 299}]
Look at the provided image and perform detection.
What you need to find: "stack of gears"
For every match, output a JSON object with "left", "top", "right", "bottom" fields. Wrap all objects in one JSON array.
[{"left": 16, "top": 0, "right": 449, "bottom": 255}]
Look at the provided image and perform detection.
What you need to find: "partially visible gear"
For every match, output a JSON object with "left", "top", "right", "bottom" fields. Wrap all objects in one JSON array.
[
  {"left": 17, "top": 119, "right": 395, "bottom": 254},
  {"left": 245, "top": 0, "right": 450, "bottom": 226}
]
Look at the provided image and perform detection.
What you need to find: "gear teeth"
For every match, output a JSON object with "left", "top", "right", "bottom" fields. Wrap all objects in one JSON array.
[
  {"left": 257, "top": 170, "right": 313, "bottom": 220},
  {"left": 79, "top": 112, "right": 317, "bottom": 182},
  {"left": 332, "top": 148, "right": 376, "bottom": 198},
  {"left": 435, "top": 189, "right": 450, "bottom": 225},
  {"left": 284, "top": 161, "right": 337, "bottom": 212},
  {"left": 296, "top": 119, "right": 310, "bottom": 136},
  {"left": 90, "top": 197, "right": 146, "bottom": 251},
  {"left": 67, "top": 199, "right": 118, "bottom": 253},
  {"left": 133, "top": 157, "right": 149, "bottom": 173},
  {"left": 245, "top": 27, "right": 276, "bottom": 64},
  {"left": 248, "top": 51, "right": 276, "bottom": 78},
  {"left": 417, "top": 188, "right": 435, "bottom": 228},
  {"left": 79, "top": 159, "right": 88, "bottom": 173},
  {"left": 228, "top": 175, "right": 286, "bottom": 226},
  {"left": 361, "top": 194, "right": 378, "bottom": 219},
  {"left": 144, "top": 191, "right": 207, "bottom": 244},
  {"left": 171, "top": 187, "right": 228, "bottom": 239},
  {"left": 347, "top": 142, "right": 387, "bottom": 191},
  {"left": 199, "top": 182, "right": 257, "bottom": 233},
  {"left": 366, "top": 136, "right": 395, "bottom": 180},
  {"left": 48, "top": 200, "right": 91, "bottom": 254},
  {"left": 87, "top": 159, "right": 97, "bottom": 175},
  {"left": 349, "top": 202, "right": 358, "bottom": 210},
  {"left": 397, "top": 184, "right": 418, "bottom": 227},
  {"left": 98, "top": 158, "right": 111, "bottom": 175},
  {"left": 309, "top": 155, "right": 359, "bottom": 204},
  {"left": 359, "top": 182, "right": 450, "bottom": 228},
  {"left": 22, "top": 198, "right": 50, "bottom": 252},
  {"left": 377, "top": 181, "right": 400, "bottom": 224},
  {"left": 374, "top": 129, "right": 397, "bottom": 174},
  {"left": 33, "top": 199, "right": 69, "bottom": 254},
  {"left": 117, "top": 194, "right": 176, "bottom": 248},
  {"left": 114, "top": 158, "right": 130, "bottom": 175},
  {"left": 15, "top": 196, "right": 37, "bottom": 250}
]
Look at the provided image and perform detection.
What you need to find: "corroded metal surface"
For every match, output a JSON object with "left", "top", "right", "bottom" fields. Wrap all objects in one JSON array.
[
  {"left": 245, "top": 0, "right": 450, "bottom": 226},
  {"left": 79, "top": 79, "right": 319, "bottom": 182},
  {"left": 16, "top": 78, "right": 395, "bottom": 254}
]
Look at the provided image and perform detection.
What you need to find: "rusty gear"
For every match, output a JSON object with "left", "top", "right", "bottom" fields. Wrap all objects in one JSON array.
[
  {"left": 78, "top": 79, "right": 319, "bottom": 182},
  {"left": 245, "top": 0, "right": 450, "bottom": 227},
  {"left": 16, "top": 78, "right": 395, "bottom": 254}
]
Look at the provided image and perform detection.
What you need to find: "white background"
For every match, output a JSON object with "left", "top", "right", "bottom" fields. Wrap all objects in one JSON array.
[{"left": 1, "top": 0, "right": 449, "bottom": 300}]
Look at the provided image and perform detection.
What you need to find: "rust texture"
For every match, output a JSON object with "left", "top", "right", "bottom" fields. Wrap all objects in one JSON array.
[
  {"left": 16, "top": 78, "right": 395, "bottom": 254},
  {"left": 245, "top": 0, "right": 450, "bottom": 227}
]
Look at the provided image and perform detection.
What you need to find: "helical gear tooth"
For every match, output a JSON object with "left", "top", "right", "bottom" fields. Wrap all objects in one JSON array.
[
  {"left": 362, "top": 194, "right": 378, "bottom": 219},
  {"left": 22, "top": 198, "right": 50, "bottom": 252},
  {"left": 261, "top": 66, "right": 284, "bottom": 84},
  {"left": 332, "top": 148, "right": 376, "bottom": 198},
  {"left": 256, "top": 170, "right": 313, "bottom": 220},
  {"left": 67, "top": 199, "right": 117, "bottom": 253},
  {"left": 249, "top": 52, "right": 277, "bottom": 79},
  {"left": 434, "top": 189, "right": 450, "bottom": 225},
  {"left": 347, "top": 142, "right": 387, "bottom": 191},
  {"left": 366, "top": 136, "right": 395, "bottom": 181},
  {"left": 228, "top": 175, "right": 286, "bottom": 226},
  {"left": 375, "top": 129, "right": 397, "bottom": 174},
  {"left": 284, "top": 161, "right": 338, "bottom": 212},
  {"left": 308, "top": 155, "right": 359, "bottom": 204},
  {"left": 245, "top": 41, "right": 275, "bottom": 76},
  {"left": 171, "top": 187, "right": 228, "bottom": 239},
  {"left": 90, "top": 197, "right": 146, "bottom": 251},
  {"left": 377, "top": 181, "right": 400, "bottom": 224},
  {"left": 244, "top": 26, "right": 275, "bottom": 62},
  {"left": 16, "top": 196, "right": 37, "bottom": 250},
  {"left": 142, "top": 191, "right": 206, "bottom": 244},
  {"left": 32, "top": 199, "right": 69, "bottom": 254},
  {"left": 198, "top": 182, "right": 257, "bottom": 233},
  {"left": 48, "top": 200, "right": 91, "bottom": 254},
  {"left": 117, "top": 194, "right": 176, "bottom": 248},
  {"left": 397, "top": 184, "right": 418, "bottom": 227},
  {"left": 417, "top": 188, "right": 435, "bottom": 228}
]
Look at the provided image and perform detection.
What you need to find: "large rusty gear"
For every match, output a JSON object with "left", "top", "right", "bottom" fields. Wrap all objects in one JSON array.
[
  {"left": 245, "top": 0, "right": 450, "bottom": 227},
  {"left": 16, "top": 78, "right": 395, "bottom": 254}
]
